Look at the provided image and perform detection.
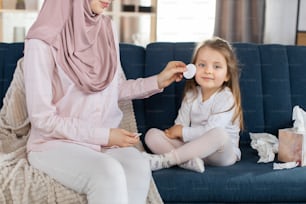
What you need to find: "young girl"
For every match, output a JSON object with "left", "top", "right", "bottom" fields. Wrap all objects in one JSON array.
[
  {"left": 143, "top": 37, "right": 244, "bottom": 173},
  {"left": 24, "top": 0, "right": 186, "bottom": 203}
]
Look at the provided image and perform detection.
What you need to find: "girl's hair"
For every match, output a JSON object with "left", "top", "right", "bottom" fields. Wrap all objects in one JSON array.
[{"left": 183, "top": 37, "right": 244, "bottom": 129}]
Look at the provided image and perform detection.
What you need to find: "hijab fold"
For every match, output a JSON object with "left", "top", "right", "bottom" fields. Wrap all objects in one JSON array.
[{"left": 26, "top": 0, "right": 117, "bottom": 94}]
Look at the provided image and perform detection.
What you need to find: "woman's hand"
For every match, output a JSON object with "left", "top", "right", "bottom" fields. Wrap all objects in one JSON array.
[
  {"left": 165, "top": 125, "right": 183, "bottom": 139},
  {"left": 157, "top": 61, "right": 186, "bottom": 89},
  {"left": 108, "top": 128, "right": 140, "bottom": 147}
]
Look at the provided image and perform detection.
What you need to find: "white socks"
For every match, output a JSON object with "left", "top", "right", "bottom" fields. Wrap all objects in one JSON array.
[
  {"left": 142, "top": 151, "right": 205, "bottom": 173},
  {"left": 142, "top": 152, "right": 176, "bottom": 171},
  {"left": 179, "top": 157, "right": 205, "bottom": 173}
]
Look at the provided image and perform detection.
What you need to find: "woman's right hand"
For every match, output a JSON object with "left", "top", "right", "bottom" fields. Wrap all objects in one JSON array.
[
  {"left": 108, "top": 128, "right": 140, "bottom": 147},
  {"left": 157, "top": 61, "right": 186, "bottom": 89}
]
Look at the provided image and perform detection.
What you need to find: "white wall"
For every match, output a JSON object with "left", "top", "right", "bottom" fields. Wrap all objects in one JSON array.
[
  {"left": 264, "top": 0, "right": 298, "bottom": 44},
  {"left": 298, "top": 0, "right": 306, "bottom": 31}
]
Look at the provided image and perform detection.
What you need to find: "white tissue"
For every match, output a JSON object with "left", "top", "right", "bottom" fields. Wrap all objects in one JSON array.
[
  {"left": 292, "top": 105, "right": 306, "bottom": 133},
  {"left": 273, "top": 162, "right": 299, "bottom": 170},
  {"left": 250, "top": 132, "right": 279, "bottom": 163}
]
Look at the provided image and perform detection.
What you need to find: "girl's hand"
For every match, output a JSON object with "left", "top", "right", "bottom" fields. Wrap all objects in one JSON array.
[
  {"left": 165, "top": 125, "right": 183, "bottom": 139},
  {"left": 157, "top": 61, "right": 187, "bottom": 89},
  {"left": 108, "top": 128, "right": 140, "bottom": 147}
]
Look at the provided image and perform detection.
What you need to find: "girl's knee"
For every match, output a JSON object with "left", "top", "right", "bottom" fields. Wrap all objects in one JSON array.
[
  {"left": 145, "top": 128, "right": 164, "bottom": 146},
  {"left": 210, "top": 127, "right": 230, "bottom": 141}
]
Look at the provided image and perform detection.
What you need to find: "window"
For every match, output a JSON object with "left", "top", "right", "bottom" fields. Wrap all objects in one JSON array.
[{"left": 156, "top": 0, "right": 216, "bottom": 42}]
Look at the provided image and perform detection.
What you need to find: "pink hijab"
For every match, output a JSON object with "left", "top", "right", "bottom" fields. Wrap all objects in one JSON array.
[{"left": 26, "top": 0, "right": 117, "bottom": 94}]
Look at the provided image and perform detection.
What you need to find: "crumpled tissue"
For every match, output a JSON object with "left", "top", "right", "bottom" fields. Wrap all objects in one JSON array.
[
  {"left": 292, "top": 105, "right": 306, "bottom": 133},
  {"left": 250, "top": 132, "right": 278, "bottom": 163},
  {"left": 273, "top": 161, "right": 299, "bottom": 170}
]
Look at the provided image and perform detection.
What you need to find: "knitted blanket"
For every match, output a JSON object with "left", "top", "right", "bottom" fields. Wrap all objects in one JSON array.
[{"left": 0, "top": 58, "right": 163, "bottom": 204}]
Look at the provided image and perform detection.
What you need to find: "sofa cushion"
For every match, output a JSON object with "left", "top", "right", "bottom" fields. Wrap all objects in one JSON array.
[
  {"left": 152, "top": 144, "right": 306, "bottom": 203},
  {"left": 259, "top": 45, "right": 292, "bottom": 135},
  {"left": 143, "top": 42, "right": 195, "bottom": 134},
  {"left": 0, "top": 43, "right": 24, "bottom": 108},
  {"left": 119, "top": 43, "right": 146, "bottom": 134},
  {"left": 233, "top": 43, "right": 265, "bottom": 143},
  {"left": 287, "top": 46, "right": 306, "bottom": 112}
]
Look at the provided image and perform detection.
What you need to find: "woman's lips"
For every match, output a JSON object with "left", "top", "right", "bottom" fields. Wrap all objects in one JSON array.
[{"left": 101, "top": 2, "right": 109, "bottom": 8}]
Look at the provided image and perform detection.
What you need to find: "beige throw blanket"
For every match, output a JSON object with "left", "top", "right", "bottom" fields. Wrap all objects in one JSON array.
[{"left": 0, "top": 58, "right": 163, "bottom": 204}]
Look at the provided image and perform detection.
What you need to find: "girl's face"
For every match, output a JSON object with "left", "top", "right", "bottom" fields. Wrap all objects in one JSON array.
[
  {"left": 195, "top": 46, "right": 229, "bottom": 100},
  {"left": 90, "top": 0, "right": 113, "bottom": 15}
]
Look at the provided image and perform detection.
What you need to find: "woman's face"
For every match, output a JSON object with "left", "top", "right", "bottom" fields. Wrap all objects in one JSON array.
[{"left": 90, "top": 0, "right": 113, "bottom": 15}]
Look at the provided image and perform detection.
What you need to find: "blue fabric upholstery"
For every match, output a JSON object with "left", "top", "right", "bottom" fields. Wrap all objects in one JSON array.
[
  {"left": 1, "top": 42, "right": 306, "bottom": 203},
  {"left": 144, "top": 43, "right": 194, "bottom": 133},
  {"left": 233, "top": 43, "right": 265, "bottom": 142},
  {"left": 287, "top": 46, "right": 306, "bottom": 111},
  {"left": 153, "top": 146, "right": 306, "bottom": 203},
  {"left": 0, "top": 42, "right": 24, "bottom": 108},
  {"left": 119, "top": 43, "right": 146, "bottom": 134},
  {"left": 259, "top": 45, "right": 292, "bottom": 135}
]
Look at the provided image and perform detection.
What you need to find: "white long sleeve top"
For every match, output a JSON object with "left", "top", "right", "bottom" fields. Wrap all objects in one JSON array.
[
  {"left": 175, "top": 86, "right": 241, "bottom": 159},
  {"left": 23, "top": 38, "right": 162, "bottom": 152}
]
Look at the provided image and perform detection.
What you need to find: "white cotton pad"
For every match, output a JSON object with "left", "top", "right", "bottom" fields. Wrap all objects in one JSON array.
[
  {"left": 135, "top": 133, "right": 142, "bottom": 137},
  {"left": 183, "top": 64, "right": 196, "bottom": 79}
]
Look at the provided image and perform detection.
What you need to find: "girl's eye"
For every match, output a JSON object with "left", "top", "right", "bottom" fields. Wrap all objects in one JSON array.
[
  {"left": 214, "top": 65, "right": 222, "bottom": 69},
  {"left": 198, "top": 63, "right": 205, "bottom": 68}
]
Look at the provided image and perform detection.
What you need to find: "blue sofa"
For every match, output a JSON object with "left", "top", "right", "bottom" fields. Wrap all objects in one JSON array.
[{"left": 1, "top": 42, "right": 306, "bottom": 203}]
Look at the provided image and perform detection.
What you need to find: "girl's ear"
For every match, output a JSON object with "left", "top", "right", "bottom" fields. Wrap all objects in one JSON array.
[
  {"left": 225, "top": 64, "right": 232, "bottom": 82},
  {"left": 225, "top": 72, "right": 230, "bottom": 82}
]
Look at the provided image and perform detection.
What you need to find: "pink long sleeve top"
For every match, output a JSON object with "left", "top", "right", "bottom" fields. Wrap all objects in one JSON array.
[{"left": 23, "top": 39, "right": 161, "bottom": 152}]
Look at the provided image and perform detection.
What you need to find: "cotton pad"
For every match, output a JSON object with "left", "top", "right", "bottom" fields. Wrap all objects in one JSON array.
[
  {"left": 134, "top": 133, "right": 142, "bottom": 137},
  {"left": 183, "top": 64, "right": 196, "bottom": 79}
]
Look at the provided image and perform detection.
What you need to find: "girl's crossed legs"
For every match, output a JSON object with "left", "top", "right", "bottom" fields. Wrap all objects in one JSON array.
[
  {"left": 144, "top": 127, "right": 237, "bottom": 172},
  {"left": 28, "top": 142, "right": 151, "bottom": 204}
]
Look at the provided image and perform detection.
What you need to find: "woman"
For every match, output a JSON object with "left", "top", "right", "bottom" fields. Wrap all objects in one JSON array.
[{"left": 23, "top": 0, "right": 186, "bottom": 203}]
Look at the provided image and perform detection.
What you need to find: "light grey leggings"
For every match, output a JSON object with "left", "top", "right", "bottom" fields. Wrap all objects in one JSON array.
[
  {"left": 145, "top": 127, "right": 238, "bottom": 166},
  {"left": 28, "top": 142, "right": 151, "bottom": 204}
]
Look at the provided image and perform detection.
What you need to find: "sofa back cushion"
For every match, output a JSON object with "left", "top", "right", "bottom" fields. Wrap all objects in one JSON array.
[
  {"left": 144, "top": 42, "right": 195, "bottom": 131},
  {"left": 119, "top": 43, "right": 146, "bottom": 133},
  {"left": 233, "top": 43, "right": 265, "bottom": 142},
  {"left": 286, "top": 46, "right": 306, "bottom": 115},
  {"left": 0, "top": 43, "right": 24, "bottom": 108},
  {"left": 144, "top": 42, "right": 306, "bottom": 144}
]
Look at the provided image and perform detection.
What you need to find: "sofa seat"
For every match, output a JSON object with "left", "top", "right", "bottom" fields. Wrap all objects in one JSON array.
[{"left": 153, "top": 144, "right": 306, "bottom": 203}]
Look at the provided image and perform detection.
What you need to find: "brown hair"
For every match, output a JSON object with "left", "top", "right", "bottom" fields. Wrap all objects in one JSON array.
[{"left": 183, "top": 37, "right": 244, "bottom": 129}]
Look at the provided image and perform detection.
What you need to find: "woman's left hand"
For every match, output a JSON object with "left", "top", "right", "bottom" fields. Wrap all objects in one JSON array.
[{"left": 157, "top": 61, "right": 186, "bottom": 89}]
